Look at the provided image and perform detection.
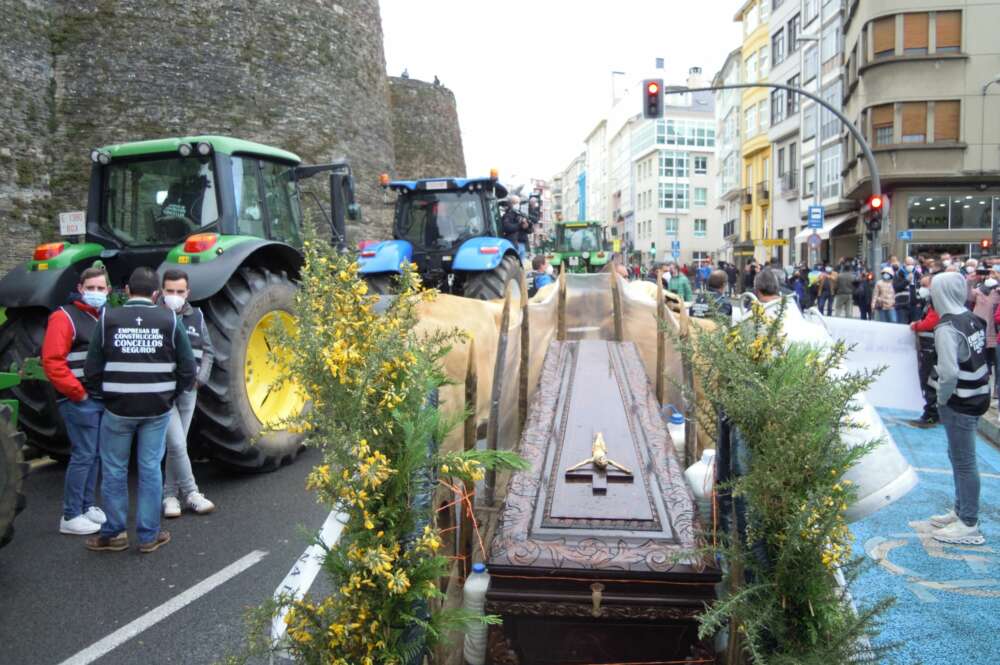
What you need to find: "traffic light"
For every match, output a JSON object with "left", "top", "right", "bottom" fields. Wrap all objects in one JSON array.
[
  {"left": 651, "top": 241, "right": 657, "bottom": 257},
  {"left": 643, "top": 79, "right": 663, "bottom": 119},
  {"left": 865, "top": 194, "right": 884, "bottom": 233},
  {"left": 981, "top": 238, "right": 991, "bottom": 251}
]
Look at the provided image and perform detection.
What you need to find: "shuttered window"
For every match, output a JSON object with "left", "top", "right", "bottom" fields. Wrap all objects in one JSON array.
[
  {"left": 901, "top": 102, "right": 927, "bottom": 143},
  {"left": 872, "top": 104, "right": 894, "bottom": 145},
  {"left": 903, "top": 13, "right": 928, "bottom": 54},
  {"left": 934, "top": 101, "right": 960, "bottom": 142},
  {"left": 873, "top": 16, "right": 895, "bottom": 57},
  {"left": 936, "top": 11, "right": 961, "bottom": 52}
]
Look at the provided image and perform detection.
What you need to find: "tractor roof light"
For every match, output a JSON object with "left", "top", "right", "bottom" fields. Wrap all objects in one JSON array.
[
  {"left": 183, "top": 232, "right": 218, "bottom": 254},
  {"left": 379, "top": 173, "right": 390, "bottom": 186},
  {"left": 196, "top": 142, "right": 212, "bottom": 156},
  {"left": 178, "top": 143, "right": 193, "bottom": 157},
  {"left": 33, "top": 242, "right": 65, "bottom": 261},
  {"left": 489, "top": 168, "right": 499, "bottom": 179}
]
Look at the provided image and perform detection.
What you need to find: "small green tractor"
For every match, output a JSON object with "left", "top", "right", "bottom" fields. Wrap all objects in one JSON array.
[
  {"left": 544, "top": 220, "right": 611, "bottom": 273},
  {"left": 0, "top": 136, "right": 358, "bottom": 472}
]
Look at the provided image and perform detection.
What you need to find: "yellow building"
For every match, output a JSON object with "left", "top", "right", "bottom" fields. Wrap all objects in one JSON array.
[{"left": 734, "top": 0, "right": 771, "bottom": 264}]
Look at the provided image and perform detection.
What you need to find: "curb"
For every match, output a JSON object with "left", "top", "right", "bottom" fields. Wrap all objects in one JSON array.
[{"left": 976, "top": 406, "right": 1000, "bottom": 454}]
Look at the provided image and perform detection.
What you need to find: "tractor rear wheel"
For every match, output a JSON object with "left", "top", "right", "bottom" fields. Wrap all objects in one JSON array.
[
  {"left": 364, "top": 273, "right": 396, "bottom": 295},
  {"left": 0, "top": 309, "right": 69, "bottom": 458},
  {"left": 196, "top": 266, "right": 305, "bottom": 472},
  {"left": 461, "top": 254, "right": 522, "bottom": 301},
  {"left": 0, "top": 404, "right": 27, "bottom": 549}
]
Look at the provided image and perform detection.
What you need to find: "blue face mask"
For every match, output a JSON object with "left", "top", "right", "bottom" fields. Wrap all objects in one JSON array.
[{"left": 81, "top": 291, "right": 107, "bottom": 309}]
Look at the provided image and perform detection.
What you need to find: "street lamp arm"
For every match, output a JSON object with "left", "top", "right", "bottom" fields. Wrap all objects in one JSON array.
[{"left": 681, "top": 82, "right": 880, "bottom": 199}]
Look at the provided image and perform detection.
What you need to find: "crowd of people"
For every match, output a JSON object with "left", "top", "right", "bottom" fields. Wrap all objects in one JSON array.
[{"left": 44, "top": 265, "right": 215, "bottom": 554}]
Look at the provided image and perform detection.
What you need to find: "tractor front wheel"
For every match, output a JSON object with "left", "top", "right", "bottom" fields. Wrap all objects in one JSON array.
[
  {"left": 461, "top": 254, "right": 522, "bottom": 301},
  {"left": 0, "top": 404, "right": 27, "bottom": 549},
  {"left": 196, "top": 266, "right": 304, "bottom": 472},
  {"left": 0, "top": 309, "right": 68, "bottom": 458}
]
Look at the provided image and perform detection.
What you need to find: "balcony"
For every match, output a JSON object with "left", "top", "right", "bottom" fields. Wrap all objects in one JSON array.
[
  {"left": 780, "top": 172, "right": 798, "bottom": 199},
  {"left": 756, "top": 181, "right": 770, "bottom": 206},
  {"left": 742, "top": 187, "right": 753, "bottom": 209}
]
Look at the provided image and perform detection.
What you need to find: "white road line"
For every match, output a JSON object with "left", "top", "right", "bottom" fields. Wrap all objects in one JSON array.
[
  {"left": 57, "top": 549, "right": 268, "bottom": 665},
  {"left": 914, "top": 466, "right": 1000, "bottom": 480},
  {"left": 270, "top": 510, "right": 349, "bottom": 652}
]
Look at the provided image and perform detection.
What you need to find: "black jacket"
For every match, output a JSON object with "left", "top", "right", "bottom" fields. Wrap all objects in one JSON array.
[{"left": 501, "top": 209, "right": 528, "bottom": 244}]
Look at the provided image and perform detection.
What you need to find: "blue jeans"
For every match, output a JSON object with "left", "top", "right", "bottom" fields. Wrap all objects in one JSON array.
[
  {"left": 939, "top": 405, "right": 981, "bottom": 526},
  {"left": 99, "top": 410, "right": 171, "bottom": 544},
  {"left": 59, "top": 398, "right": 104, "bottom": 520},
  {"left": 818, "top": 294, "right": 833, "bottom": 316},
  {"left": 875, "top": 308, "right": 897, "bottom": 323}
]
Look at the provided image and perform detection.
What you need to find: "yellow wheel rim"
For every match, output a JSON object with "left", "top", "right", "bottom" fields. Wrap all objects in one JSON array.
[{"left": 244, "top": 310, "right": 303, "bottom": 429}]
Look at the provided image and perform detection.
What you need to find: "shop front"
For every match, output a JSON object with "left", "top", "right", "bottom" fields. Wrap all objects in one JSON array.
[
  {"left": 792, "top": 213, "right": 856, "bottom": 266},
  {"left": 890, "top": 189, "right": 1000, "bottom": 260}
]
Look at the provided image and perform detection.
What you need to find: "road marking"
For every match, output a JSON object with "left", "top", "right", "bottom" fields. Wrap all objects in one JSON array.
[
  {"left": 57, "top": 549, "right": 268, "bottom": 665},
  {"left": 270, "top": 510, "right": 349, "bottom": 654},
  {"left": 914, "top": 466, "right": 1000, "bottom": 480}
]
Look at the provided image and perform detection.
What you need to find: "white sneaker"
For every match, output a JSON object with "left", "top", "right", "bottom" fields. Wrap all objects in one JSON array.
[
  {"left": 60, "top": 515, "right": 100, "bottom": 535},
  {"left": 83, "top": 506, "right": 107, "bottom": 525},
  {"left": 929, "top": 509, "right": 960, "bottom": 528},
  {"left": 163, "top": 496, "right": 182, "bottom": 518},
  {"left": 932, "top": 520, "right": 985, "bottom": 545},
  {"left": 184, "top": 492, "right": 215, "bottom": 515}
]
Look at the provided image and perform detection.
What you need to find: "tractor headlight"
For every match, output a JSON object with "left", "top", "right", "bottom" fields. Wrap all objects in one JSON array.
[
  {"left": 97, "top": 152, "right": 110, "bottom": 165},
  {"left": 178, "top": 143, "right": 193, "bottom": 157},
  {"left": 582, "top": 252, "right": 590, "bottom": 259},
  {"left": 196, "top": 142, "right": 212, "bottom": 156},
  {"left": 90, "top": 149, "right": 101, "bottom": 163}
]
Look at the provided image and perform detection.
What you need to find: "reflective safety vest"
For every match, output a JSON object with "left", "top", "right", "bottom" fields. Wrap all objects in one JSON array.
[
  {"left": 99, "top": 303, "right": 179, "bottom": 417},
  {"left": 60, "top": 304, "right": 98, "bottom": 380},
  {"left": 929, "top": 311, "right": 990, "bottom": 416}
]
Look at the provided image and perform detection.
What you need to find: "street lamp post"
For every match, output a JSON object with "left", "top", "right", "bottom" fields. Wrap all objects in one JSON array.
[
  {"left": 797, "top": 35, "right": 821, "bottom": 267},
  {"left": 983, "top": 74, "right": 1000, "bottom": 247}
]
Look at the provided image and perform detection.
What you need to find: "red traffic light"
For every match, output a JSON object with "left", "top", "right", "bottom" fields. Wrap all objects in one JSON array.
[
  {"left": 981, "top": 239, "right": 991, "bottom": 249},
  {"left": 647, "top": 82, "right": 659, "bottom": 94},
  {"left": 869, "top": 194, "right": 883, "bottom": 210}
]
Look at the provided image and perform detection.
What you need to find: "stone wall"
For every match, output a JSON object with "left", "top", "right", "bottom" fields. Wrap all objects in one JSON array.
[
  {"left": 0, "top": 1, "right": 468, "bottom": 272},
  {"left": 0, "top": 0, "right": 56, "bottom": 270},
  {"left": 388, "top": 76, "right": 466, "bottom": 180}
]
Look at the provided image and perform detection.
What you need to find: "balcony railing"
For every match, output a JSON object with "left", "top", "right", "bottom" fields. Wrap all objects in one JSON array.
[
  {"left": 742, "top": 188, "right": 753, "bottom": 206},
  {"left": 723, "top": 219, "right": 738, "bottom": 238},
  {"left": 756, "top": 181, "right": 770, "bottom": 203},
  {"left": 781, "top": 171, "right": 798, "bottom": 199}
]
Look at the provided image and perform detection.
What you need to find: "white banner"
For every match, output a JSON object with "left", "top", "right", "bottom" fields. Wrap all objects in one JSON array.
[{"left": 818, "top": 315, "right": 924, "bottom": 413}]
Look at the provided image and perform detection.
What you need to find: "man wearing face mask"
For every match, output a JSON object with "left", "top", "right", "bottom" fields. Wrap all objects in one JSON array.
[
  {"left": 160, "top": 269, "right": 216, "bottom": 518},
  {"left": 893, "top": 256, "right": 919, "bottom": 324},
  {"left": 939, "top": 252, "right": 956, "bottom": 272},
  {"left": 529, "top": 255, "right": 555, "bottom": 296},
  {"left": 972, "top": 270, "right": 1000, "bottom": 396},
  {"left": 42, "top": 266, "right": 111, "bottom": 536},
  {"left": 872, "top": 267, "right": 897, "bottom": 322},
  {"left": 911, "top": 275, "right": 940, "bottom": 426}
]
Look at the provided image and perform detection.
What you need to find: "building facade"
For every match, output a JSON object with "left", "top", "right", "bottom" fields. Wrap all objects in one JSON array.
[
  {"left": 715, "top": 48, "right": 745, "bottom": 265},
  {"left": 842, "top": 0, "right": 1000, "bottom": 261}
]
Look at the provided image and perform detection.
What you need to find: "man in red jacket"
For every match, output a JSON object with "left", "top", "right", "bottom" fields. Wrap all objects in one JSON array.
[{"left": 42, "top": 266, "right": 110, "bottom": 535}]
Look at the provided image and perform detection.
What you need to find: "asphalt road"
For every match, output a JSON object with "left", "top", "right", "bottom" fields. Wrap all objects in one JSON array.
[{"left": 0, "top": 446, "right": 329, "bottom": 665}]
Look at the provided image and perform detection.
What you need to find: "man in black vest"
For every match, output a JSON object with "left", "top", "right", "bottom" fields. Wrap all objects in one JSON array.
[
  {"left": 160, "top": 269, "right": 216, "bottom": 517},
  {"left": 41, "top": 266, "right": 110, "bottom": 536},
  {"left": 689, "top": 269, "right": 733, "bottom": 320},
  {"left": 83, "top": 267, "right": 196, "bottom": 553},
  {"left": 926, "top": 271, "right": 988, "bottom": 545}
]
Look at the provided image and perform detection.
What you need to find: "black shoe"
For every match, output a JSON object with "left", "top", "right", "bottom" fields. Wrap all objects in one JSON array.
[{"left": 910, "top": 415, "right": 937, "bottom": 428}]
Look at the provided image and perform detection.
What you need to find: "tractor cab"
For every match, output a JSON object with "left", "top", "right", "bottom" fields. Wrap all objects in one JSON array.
[
  {"left": 359, "top": 175, "right": 522, "bottom": 300},
  {"left": 548, "top": 220, "right": 610, "bottom": 273}
]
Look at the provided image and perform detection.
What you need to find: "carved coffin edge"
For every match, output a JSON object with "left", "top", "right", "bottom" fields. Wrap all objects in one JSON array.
[
  {"left": 487, "top": 624, "right": 520, "bottom": 665},
  {"left": 489, "top": 341, "right": 707, "bottom": 573},
  {"left": 485, "top": 599, "right": 702, "bottom": 621}
]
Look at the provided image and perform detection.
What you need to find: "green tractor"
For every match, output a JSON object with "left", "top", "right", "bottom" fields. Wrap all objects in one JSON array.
[
  {"left": 545, "top": 220, "right": 611, "bottom": 273},
  {"left": 0, "top": 351, "right": 42, "bottom": 548},
  {"left": 0, "top": 136, "right": 359, "bottom": 472}
]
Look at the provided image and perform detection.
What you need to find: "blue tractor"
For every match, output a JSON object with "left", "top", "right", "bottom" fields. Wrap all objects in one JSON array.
[{"left": 358, "top": 175, "right": 522, "bottom": 300}]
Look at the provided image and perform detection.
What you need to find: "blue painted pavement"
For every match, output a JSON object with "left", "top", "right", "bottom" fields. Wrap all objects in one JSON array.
[{"left": 849, "top": 408, "right": 1000, "bottom": 664}]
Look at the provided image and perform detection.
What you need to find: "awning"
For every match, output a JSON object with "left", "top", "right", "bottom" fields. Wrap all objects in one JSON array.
[{"left": 793, "top": 213, "right": 854, "bottom": 244}]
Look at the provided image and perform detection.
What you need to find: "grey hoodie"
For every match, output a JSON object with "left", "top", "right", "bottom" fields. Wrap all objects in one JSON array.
[{"left": 932, "top": 271, "right": 972, "bottom": 406}]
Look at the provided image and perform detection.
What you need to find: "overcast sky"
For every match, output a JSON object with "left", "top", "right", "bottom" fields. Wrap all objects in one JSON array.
[{"left": 380, "top": 1, "right": 742, "bottom": 185}]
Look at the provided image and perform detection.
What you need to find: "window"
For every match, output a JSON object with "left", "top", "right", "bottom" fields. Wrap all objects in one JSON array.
[
  {"left": 787, "top": 74, "right": 800, "bottom": 115},
  {"left": 803, "top": 0, "right": 818, "bottom": 26},
  {"left": 873, "top": 16, "right": 895, "bottom": 58},
  {"left": 665, "top": 218, "right": 679, "bottom": 235},
  {"left": 260, "top": 160, "right": 302, "bottom": 245},
  {"left": 771, "top": 89, "right": 786, "bottom": 125},
  {"left": 821, "top": 17, "right": 841, "bottom": 63},
  {"left": 903, "top": 13, "right": 929, "bottom": 55},
  {"left": 934, "top": 100, "right": 960, "bottom": 142},
  {"left": 694, "top": 155, "right": 708, "bottom": 175},
  {"left": 936, "top": 11, "right": 961, "bottom": 53},
  {"left": 745, "top": 106, "right": 757, "bottom": 137},
  {"left": 773, "top": 0, "right": 784, "bottom": 9},
  {"left": 803, "top": 164, "right": 816, "bottom": 196},
  {"left": 659, "top": 119, "right": 716, "bottom": 147},
  {"left": 872, "top": 103, "right": 894, "bottom": 145},
  {"left": 694, "top": 219, "right": 707, "bottom": 237},
  {"left": 820, "top": 145, "right": 840, "bottom": 199},
  {"left": 694, "top": 187, "right": 708, "bottom": 207},
  {"left": 908, "top": 195, "right": 949, "bottom": 229},
  {"left": 746, "top": 165, "right": 753, "bottom": 190},
  {"left": 777, "top": 147, "right": 786, "bottom": 179},
  {"left": 789, "top": 142, "right": 798, "bottom": 176},
  {"left": 820, "top": 80, "right": 841, "bottom": 141},
  {"left": 787, "top": 14, "right": 801, "bottom": 53},
  {"left": 908, "top": 194, "right": 991, "bottom": 230},
  {"left": 759, "top": 0, "right": 769, "bottom": 22},
  {"left": 951, "top": 195, "right": 992, "bottom": 229},
  {"left": 803, "top": 46, "right": 819, "bottom": 83},
  {"left": 745, "top": 52, "right": 757, "bottom": 82},
  {"left": 758, "top": 46, "right": 769, "bottom": 79},
  {"left": 772, "top": 29, "right": 786, "bottom": 66},
  {"left": 802, "top": 104, "right": 817, "bottom": 140},
  {"left": 901, "top": 102, "right": 927, "bottom": 143},
  {"left": 745, "top": 3, "right": 759, "bottom": 34},
  {"left": 758, "top": 99, "right": 769, "bottom": 131},
  {"left": 659, "top": 183, "right": 689, "bottom": 210},
  {"left": 659, "top": 151, "right": 689, "bottom": 177}
]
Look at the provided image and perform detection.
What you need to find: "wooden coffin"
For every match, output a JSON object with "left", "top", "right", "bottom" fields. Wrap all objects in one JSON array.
[{"left": 486, "top": 340, "right": 719, "bottom": 665}]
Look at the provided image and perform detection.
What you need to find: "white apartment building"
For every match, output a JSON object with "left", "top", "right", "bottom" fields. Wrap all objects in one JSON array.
[
  {"left": 715, "top": 48, "right": 744, "bottom": 264},
  {"left": 584, "top": 119, "right": 609, "bottom": 223},
  {"left": 556, "top": 152, "right": 586, "bottom": 224}
]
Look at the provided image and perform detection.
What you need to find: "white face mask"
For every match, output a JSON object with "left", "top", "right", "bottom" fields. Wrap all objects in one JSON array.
[
  {"left": 986, "top": 279, "right": 998, "bottom": 289},
  {"left": 918, "top": 286, "right": 930, "bottom": 298},
  {"left": 163, "top": 294, "right": 186, "bottom": 312},
  {"left": 544, "top": 265, "right": 554, "bottom": 276},
  {"left": 942, "top": 259, "right": 952, "bottom": 268},
  {"left": 882, "top": 274, "right": 892, "bottom": 280},
  {"left": 966, "top": 266, "right": 976, "bottom": 274}
]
